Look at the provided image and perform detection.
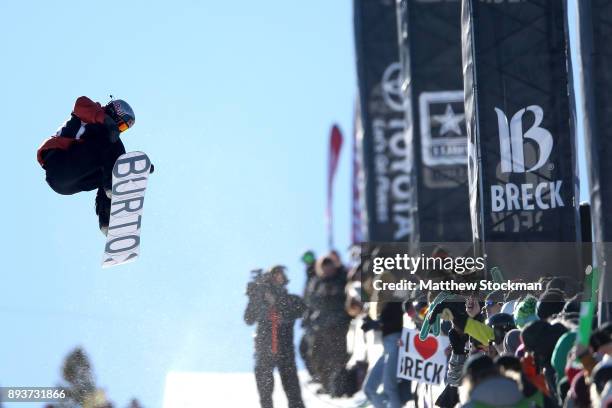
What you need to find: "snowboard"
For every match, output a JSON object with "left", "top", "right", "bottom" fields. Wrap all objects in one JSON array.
[{"left": 102, "top": 151, "right": 151, "bottom": 268}]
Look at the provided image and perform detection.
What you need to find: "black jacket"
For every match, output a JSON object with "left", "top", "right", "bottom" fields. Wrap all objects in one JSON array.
[
  {"left": 379, "top": 301, "right": 404, "bottom": 337},
  {"left": 38, "top": 96, "right": 126, "bottom": 194},
  {"left": 304, "top": 272, "right": 350, "bottom": 330},
  {"left": 244, "top": 287, "right": 305, "bottom": 358}
]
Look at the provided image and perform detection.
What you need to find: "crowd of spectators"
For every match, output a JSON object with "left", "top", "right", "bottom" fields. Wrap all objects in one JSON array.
[{"left": 245, "top": 248, "right": 612, "bottom": 408}]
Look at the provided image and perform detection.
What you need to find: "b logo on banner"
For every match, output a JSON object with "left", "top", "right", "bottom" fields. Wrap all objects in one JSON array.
[
  {"left": 495, "top": 105, "right": 553, "bottom": 173},
  {"left": 490, "top": 105, "right": 562, "bottom": 214}
]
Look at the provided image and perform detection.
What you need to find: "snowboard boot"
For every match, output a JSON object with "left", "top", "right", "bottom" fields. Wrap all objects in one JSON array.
[{"left": 95, "top": 188, "right": 111, "bottom": 235}]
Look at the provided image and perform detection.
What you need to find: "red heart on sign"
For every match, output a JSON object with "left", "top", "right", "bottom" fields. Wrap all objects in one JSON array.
[{"left": 413, "top": 335, "right": 438, "bottom": 360}]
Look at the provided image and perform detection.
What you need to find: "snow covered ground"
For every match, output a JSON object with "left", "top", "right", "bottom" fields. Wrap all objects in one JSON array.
[{"left": 162, "top": 371, "right": 368, "bottom": 408}]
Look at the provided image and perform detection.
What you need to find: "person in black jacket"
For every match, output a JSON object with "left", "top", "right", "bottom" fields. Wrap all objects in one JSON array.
[
  {"left": 306, "top": 256, "right": 351, "bottom": 394},
  {"left": 362, "top": 295, "right": 405, "bottom": 408},
  {"left": 299, "top": 250, "right": 318, "bottom": 381},
  {"left": 244, "top": 266, "right": 306, "bottom": 408}
]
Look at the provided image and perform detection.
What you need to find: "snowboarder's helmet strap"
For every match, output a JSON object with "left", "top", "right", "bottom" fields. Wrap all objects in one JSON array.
[{"left": 106, "top": 99, "right": 135, "bottom": 132}]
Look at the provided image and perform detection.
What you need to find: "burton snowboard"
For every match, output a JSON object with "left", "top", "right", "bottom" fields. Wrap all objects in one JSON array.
[{"left": 102, "top": 151, "right": 151, "bottom": 268}]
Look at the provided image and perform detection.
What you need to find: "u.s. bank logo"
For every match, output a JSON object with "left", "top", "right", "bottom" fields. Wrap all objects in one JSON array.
[
  {"left": 494, "top": 105, "right": 553, "bottom": 173},
  {"left": 419, "top": 91, "right": 467, "bottom": 166}
]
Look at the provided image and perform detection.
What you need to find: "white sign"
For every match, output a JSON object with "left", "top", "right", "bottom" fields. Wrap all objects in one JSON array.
[{"left": 397, "top": 328, "right": 449, "bottom": 386}]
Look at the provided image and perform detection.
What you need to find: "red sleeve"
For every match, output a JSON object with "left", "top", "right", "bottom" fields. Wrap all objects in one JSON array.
[{"left": 73, "top": 96, "right": 106, "bottom": 124}]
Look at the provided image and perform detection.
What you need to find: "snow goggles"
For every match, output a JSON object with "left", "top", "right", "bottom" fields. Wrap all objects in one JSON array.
[
  {"left": 117, "top": 121, "right": 129, "bottom": 133},
  {"left": 484, "top": 299, "right": 501, "bottom": 308}
]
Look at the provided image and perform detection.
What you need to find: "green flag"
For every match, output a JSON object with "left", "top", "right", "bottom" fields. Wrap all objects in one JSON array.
[{"left": 577, "top": 265, "right": 599, "bottom": 346}]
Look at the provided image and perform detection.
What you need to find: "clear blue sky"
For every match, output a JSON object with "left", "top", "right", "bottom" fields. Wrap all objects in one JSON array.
[
  {"left": 0, "top": 1, "right": 355, "bottom": 407},
  {"left": 0, "top": 1, "right": 590, "bottom": 408}
]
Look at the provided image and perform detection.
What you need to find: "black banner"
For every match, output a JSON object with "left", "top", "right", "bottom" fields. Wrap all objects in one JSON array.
[
  {"left": 574, "top": 1, "right": 612, "bottom": 315},
  {"left": 397, "top": 0, "right": 470, "bottom": 244},
  {"left": 462, "top": 0, "right": 580, "bottom": 279},
  {"left": 354, "top": 0, "right": 415, "bottom": 242}
]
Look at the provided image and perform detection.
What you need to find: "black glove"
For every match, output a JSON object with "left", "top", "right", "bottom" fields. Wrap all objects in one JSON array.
[
  {"left": 361, "top": 315, "right": 382, "bottom": 333},
  {"left": 428, "top": 301, "right": 468, "bottom": 331},
  {"left": 103, "top": 114, "right": 121, "bottom": 143},
  {"left": 448, "top": 328, "right": 468, "bottom": 355}
]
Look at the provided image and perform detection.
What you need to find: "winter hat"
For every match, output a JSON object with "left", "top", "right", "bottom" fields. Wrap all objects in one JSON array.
[
  {"left": 521, "top": 321, "right": 568, "bottom": 363},
  {"left": 546, "top": 277, "right": 566, "bottom": 292},
  {"left": 536, "top": 289, "right": 566, "bottom": 320},
  {"left": 500, "top": 300, "right": 516, "bottom": 316},
  {"left": 487, "top": 313, "right": 516, "bottom": 345},
  {"left": 591, "top": 322, "right": 612, "bottom": 352},
  {"left": 504, "top": 329, "right": 522, "bottom": 355},
  {"left": 462, "top": 353, "right": 496, "bottom": 382},
  {"left": 562, "top": 294, "right": 581, "bottom": 315},
  {"left": 495, "top": 354, "right": 522, "bottom": 373},
  {"left": 551, "top": 330, "right": 577, "bottom": 382},
  {"left": 514, "top": 295, "right": 539, "bottom": 329},
  {"left": 504, "top": 290, "right": 523, "bottom": 303}
]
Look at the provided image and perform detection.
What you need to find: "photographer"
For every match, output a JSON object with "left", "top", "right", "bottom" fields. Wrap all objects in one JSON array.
[{"left": 244, "top": 265, "right": 306, "bottom": 408}]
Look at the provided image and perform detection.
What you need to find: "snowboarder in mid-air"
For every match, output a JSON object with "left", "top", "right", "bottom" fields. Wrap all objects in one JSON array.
[{"left": 37, "top": 96, "right": 151, "bottom": 234}]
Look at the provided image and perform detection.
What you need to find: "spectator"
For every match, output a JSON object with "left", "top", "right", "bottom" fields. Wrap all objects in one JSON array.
[
  {"left": 521, "top": 320, "right": 568, "bottom": 401},
  {"left": 306, "top": 256, "right": 351, "bottom": 394},
  {"left": 504, "top": 329, "right": 522, "bottom": 355},
  {"left": 244, "top": 266, "right": 306, "bottom": 408},
  {"left": 484, "top": 290, "right": 504, "bottom": 319},
  {"left": 299, "top": 250, "right": 317, "bottom": 381},
  {"left": 487, "top": 313, "right": 516, "bottom": 355},
  {"left": 537, "top": 289, "right": 566, "bottom": 321},
  {"left": 459, "top": 354, "right": 525, "bottom": 407},
  {"left": 362, "top": 283, "right": 405, "bottom": 408}
]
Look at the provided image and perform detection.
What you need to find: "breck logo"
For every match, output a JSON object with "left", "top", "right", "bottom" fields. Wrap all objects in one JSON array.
[
  {"left": 491, "top": 106, "right": 562, "bottom": 213},
  {"left": 495, "top": 105, "right": 552, "bottom": 173}
]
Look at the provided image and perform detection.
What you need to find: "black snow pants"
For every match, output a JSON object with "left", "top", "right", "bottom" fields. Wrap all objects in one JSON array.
[
  {"left": 310, "top": 324, "right": 349, "bottom": 393},
  {"left": 254, "top": 350, "right": 305, "bottom": 408}
]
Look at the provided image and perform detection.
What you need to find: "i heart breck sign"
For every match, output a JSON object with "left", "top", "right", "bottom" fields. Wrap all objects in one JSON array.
[{"left": 397, "top": 328, "right": 449, "bottom": 386}]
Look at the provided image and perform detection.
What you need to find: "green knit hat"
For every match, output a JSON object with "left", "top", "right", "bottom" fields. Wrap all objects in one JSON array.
[{"left": 513, "top": 295, "right": 539, "bottom": 329}]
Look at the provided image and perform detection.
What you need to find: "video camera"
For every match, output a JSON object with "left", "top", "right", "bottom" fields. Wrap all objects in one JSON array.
[{"left": 246, "top": 268, "right": 266, "bottom": 297}]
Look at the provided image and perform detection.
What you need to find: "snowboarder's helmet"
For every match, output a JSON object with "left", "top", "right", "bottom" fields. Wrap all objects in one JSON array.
[{"left": 105, "top": 99, "right": 135, "bottom": 132}]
